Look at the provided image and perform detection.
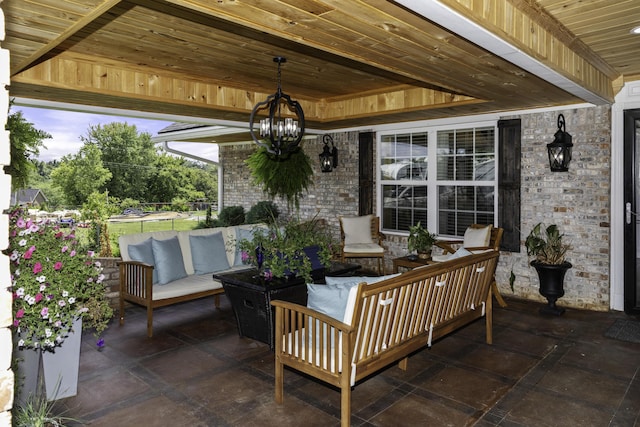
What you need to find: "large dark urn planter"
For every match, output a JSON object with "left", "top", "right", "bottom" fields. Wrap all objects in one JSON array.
[{"left": 531, "top": 260, "right": 572, "bottom": 315}]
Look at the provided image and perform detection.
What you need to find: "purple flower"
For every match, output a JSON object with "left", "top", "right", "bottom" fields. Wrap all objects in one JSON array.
[
  {"left": 96, "top": 338, "right": 105, "bottom": 351},
  {"left": 241, "top": 251, "right": 249, "bottom": 262}
]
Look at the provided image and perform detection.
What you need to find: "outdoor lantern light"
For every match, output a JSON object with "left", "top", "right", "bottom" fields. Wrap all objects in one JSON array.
[
  {"left": 546, "top": 114, "right": 573, "bottom": 172},
  {"left": 249, "top": 57, "right": 305, "bottom": 157},
  {"left": 319, "top": 134, "right": 338, "bottom": 172}
]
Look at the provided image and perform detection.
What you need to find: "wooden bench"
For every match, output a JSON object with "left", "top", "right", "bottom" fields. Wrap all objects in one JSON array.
[{"left": 271, "top": 250, "right": 500, "bottom": 426}]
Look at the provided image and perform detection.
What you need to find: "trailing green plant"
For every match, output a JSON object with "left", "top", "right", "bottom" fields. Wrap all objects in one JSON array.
[
  {"left": 407, "top": 222, "right": 437, "bottom": 253},
  {"left": 246, "top": 201, "right": 280, "bottom": 224},
  {"left": 238, "top": 215, "right": 336, "bottom": 282},
  {"left": 13, "top": 376, "right": 80, "bottom": 427},
  {"left": 246, "top": 146, "right": 313, "bottom": 210},
  {"left": 217, "top": 205, "right": 245, "bottom": 226},
  {"left": 525, "top": 222, "right": 571, "bottom": 265}
]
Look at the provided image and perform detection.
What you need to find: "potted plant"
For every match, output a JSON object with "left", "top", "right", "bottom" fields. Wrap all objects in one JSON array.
[
  {"left": 525, "top": 222, "right": 572, "bottom": 315},
  {"left": 246, "top": 146, "right": 314, "bottom": 210},
  {"left": 408, "top": 222, "right": 437, "bottom": 259},
  {"left": 5, "top": 206, "right": 113, "bottom": 402},
  {"left": 238, "top": 215, "right": 336, "bottom": 282}
]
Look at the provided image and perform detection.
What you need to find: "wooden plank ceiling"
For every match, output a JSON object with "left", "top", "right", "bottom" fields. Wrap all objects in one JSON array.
[{"left": 3, "top": 0, "right": 639, "bottom": 129}]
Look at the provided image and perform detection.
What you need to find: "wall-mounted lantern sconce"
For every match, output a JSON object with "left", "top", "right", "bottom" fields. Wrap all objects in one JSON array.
[
  {"left": 319, "top": 134, "right": 338, "bottom": 172},
  {"left": 547, "top": 114, "right": 573, "bottom": 172}
]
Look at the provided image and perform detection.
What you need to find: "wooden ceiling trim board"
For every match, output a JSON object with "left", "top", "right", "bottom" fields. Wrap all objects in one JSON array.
[
  {"left": 396, "top": 0, "right": 613, "bottom": 104},
  {"left": 508, "top": 0, "right": 618, "bottom": 78},
  {"left": 9, "top": 0, "right": 125, "bottom": 75}
]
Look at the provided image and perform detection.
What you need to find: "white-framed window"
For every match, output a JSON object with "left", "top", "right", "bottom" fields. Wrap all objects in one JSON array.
[{"left": 379, "top": 123, "right": 497, "bottom": 237}]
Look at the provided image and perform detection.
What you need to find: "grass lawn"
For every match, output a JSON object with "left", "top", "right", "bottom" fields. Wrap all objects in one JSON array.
[{"left": 106, "top": 212, "right": 207, "bottom": 257}]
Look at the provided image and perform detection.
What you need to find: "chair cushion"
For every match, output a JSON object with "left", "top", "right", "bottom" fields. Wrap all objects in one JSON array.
[
  {"left": 128, "top": 238, "right": 159, "bottom": 284},
  {"left": 190, "top": 232, "right": 230, "bottom": 275},
  {"left": 151, "top": 236, "right": 188, "bottom": 285},
  {"left": 341, "top": 215, "right": 373, "bottom": 245},
  {"left": 431, "top": 247, "right": 473, "bottom": 262},
  {"left": 463, "top": 225, "right": 492, "bottom": 248},
  {"left": 343, "top": 243, "right": 383, "bottom": 254}
]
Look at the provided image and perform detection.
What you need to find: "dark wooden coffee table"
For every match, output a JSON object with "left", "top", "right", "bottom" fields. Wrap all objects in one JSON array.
[
  {"left": 213, "top": 262, "right": 361, "bottom": 349},
  {"left": 392, "top": 255, "right": 432, "bottom": 273}
]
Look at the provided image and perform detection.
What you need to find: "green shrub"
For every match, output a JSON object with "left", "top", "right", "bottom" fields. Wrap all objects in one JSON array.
[
  {"left": 217, "top": 205, "right": 245, "bottom": 226},
  {"left": 246, "top": 201, "right": 279, "bottom": 224}
]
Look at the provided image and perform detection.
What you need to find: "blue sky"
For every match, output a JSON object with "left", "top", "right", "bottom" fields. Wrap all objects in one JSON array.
[{"left": 15, "top": 106, "right": 219, "bottom": 162}]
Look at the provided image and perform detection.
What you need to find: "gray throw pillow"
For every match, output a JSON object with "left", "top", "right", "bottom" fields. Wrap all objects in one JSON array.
[
  {"left": 128, "top": 238, "right": 158, "bottom": 284},
  {"left": 190, "top": 232, "right": 230, "bottom": 274},
  {"left": 151, "top": 237, "right": 187, "bottom": 285}
]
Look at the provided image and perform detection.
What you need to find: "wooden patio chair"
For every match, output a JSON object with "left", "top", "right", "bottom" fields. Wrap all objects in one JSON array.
[
  {"left": 339, "top": 214, "right": 385, "bottom": 275},
  {"left": 434, "top": 224, "right": 507, "bottom": 307}
]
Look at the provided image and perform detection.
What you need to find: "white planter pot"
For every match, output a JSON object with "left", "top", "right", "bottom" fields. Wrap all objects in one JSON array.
[
  {"left": 13, "top": 317, "right": 83, "bottom": 403},
  {"left": 42, "top": 317, "right": 82, "bottom": 400}
]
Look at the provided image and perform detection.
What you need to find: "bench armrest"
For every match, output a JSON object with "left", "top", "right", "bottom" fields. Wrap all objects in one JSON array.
[{"left": 118, "top": 260, "right": 154, "bottom": 301}]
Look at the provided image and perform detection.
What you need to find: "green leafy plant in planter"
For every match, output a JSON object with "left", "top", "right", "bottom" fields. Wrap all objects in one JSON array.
[
  {"left": 238, "top": 215, "right": 336, "bottom": 282},
  {"left": 407, "top": 222, "right": 437, "bottom": 258},
  {"left": 246, "top": 146, "right": 313, "bottom": 210},
  {"left": 525, "top": 222, "right": 572, "bottom": 315}
]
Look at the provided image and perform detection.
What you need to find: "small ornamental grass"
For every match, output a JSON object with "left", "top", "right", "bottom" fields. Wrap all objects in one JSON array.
[{"left": 5, "top": 207, "right": 113, "bottom": 352}]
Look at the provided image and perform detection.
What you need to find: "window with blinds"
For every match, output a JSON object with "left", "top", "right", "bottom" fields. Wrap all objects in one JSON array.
[
  {"left": 379, "top": 125, "right": 496, "bottom": 237},
  {"left": 381, "top": 132, "right": 428, "bottom": 232}
]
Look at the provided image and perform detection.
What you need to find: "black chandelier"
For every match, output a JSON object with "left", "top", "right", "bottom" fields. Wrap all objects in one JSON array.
[
  {"left": 319, "top": 134, "right": 338, "bottom": 172},
  {"left": 546, "top": 114, "right": 573, "bottom": 172},
  {"left": 249, "top": 57, "right": 305, "bottom": 157}
]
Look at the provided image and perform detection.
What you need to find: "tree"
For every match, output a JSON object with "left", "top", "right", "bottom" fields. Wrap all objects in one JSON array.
[
  {"left": 5, "top": 103, "right": 51, "bottom": 190},
  {"left": 51, "top": 144, "right": 112, "bottom": 206},
  {"left": 81, "top": 122, "right": 156, "bottom": 201},
  {"left": 146, "top": 153, "right": 204, "bottom": 203}
]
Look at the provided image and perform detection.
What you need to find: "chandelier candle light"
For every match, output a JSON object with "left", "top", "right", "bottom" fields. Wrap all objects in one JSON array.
[{"left": 249, "top": 57, "right": 305, "bottom": 157}]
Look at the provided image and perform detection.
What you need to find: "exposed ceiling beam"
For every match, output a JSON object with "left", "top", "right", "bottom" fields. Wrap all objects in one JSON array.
[
  {"left": 396, "top": 0, "right": 614, "bottom": 104},
  {"left": 10, "top": 0, "right": 125, "bottom": 75}
]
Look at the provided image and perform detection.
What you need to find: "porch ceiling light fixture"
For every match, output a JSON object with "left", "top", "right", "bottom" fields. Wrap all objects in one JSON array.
[
  {"left": 319, "top": 134, "right": 338, "bottom": 172},
  {"left": 547, "top": 114, "right": 573, "bottom": 172},
  {"left": 249, "top": 57, "right": 305, "bottom": 157}
]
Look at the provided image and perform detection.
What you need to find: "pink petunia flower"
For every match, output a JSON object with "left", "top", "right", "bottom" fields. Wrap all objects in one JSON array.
[
  {"left": 35, "top": 293, "right": 43, "bottom": 303},
  {"left": 16, "top": 218, "right": 26, "bottom": 228},
  {"left": 61, "top": 245, "right": 68, "bottom": 253},
  {"left": 32, "top": 262, "right": 43, "bottom": 274},
  {"left": 15, "top": 308, "right": 25, "bottom": 318},
  {"left": 54, "top": 261, "right": 63, "bottom": 270},
  {"left": 40, "top": 307, "right": 49, "bottom": 318},
  {"left": 69, "top": 250, "right": 76, "bottom": 257},
  {"left": 23, "top": 246, "right": 36, "bottom": 259}
]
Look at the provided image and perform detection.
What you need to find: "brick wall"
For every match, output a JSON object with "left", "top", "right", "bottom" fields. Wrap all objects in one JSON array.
[
  {"left": 221, "top": 106, "right": 612, "bottom": 310},
  {"left": 497, "top": 106, "right": 611, "bottom": 310},
  {"left": 97, "top": 257, "right": 121, "bottom": 309}
]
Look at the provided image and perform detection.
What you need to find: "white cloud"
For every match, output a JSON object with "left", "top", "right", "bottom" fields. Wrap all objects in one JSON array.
[{"left": 15, "top": 106, "right": 218, "bottom": 163}]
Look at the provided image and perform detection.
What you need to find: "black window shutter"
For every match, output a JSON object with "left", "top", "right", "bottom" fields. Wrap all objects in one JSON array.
[
  {"left": 358, "top": 132, "right": 374, "bottom": 216},
  {"left": 497, "top": 119, "right": 521, "bottom": 252}
]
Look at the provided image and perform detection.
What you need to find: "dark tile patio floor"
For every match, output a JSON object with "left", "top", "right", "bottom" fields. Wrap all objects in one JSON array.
[{"left": 57, "top": 295, "right": 640, "bottom": 426}]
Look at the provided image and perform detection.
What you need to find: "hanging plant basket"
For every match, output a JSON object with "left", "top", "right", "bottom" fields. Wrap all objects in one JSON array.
[{"left": 246, "top": 145, "right": 314, "bottom": 210}]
